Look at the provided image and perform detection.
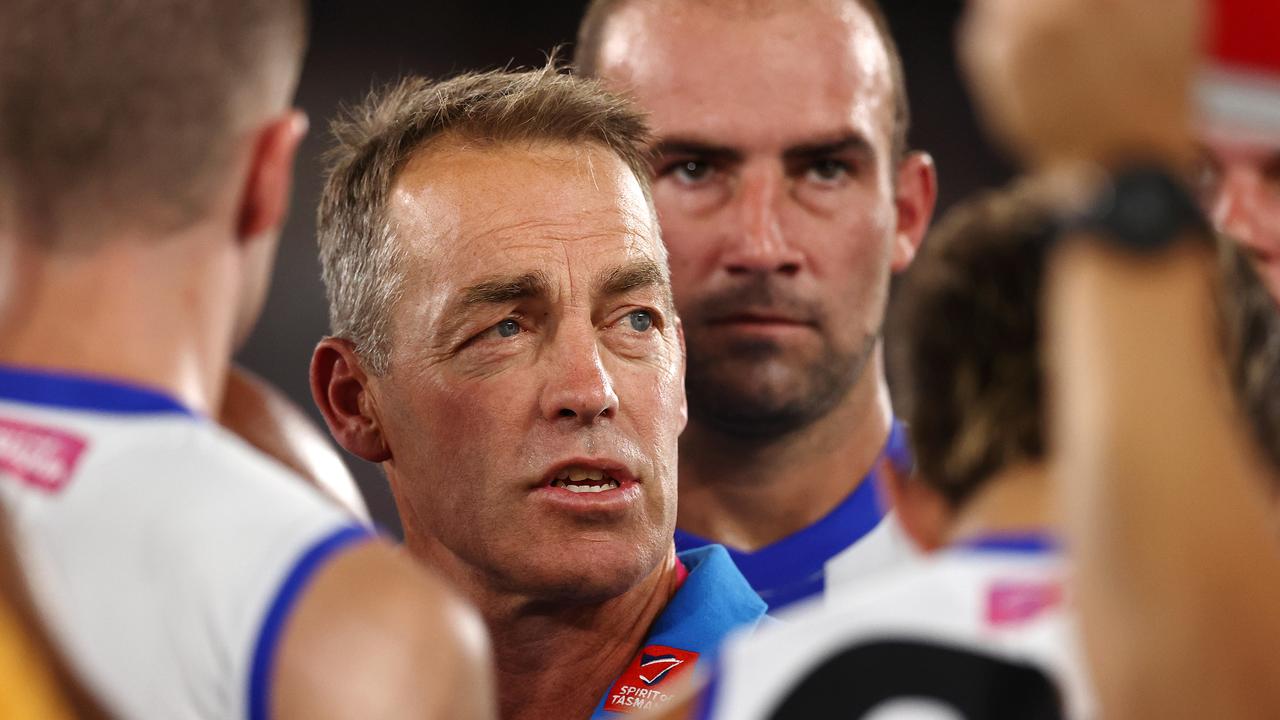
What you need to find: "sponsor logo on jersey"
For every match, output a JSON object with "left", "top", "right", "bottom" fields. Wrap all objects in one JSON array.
[
  {"left": 987, "top": 580, "right": 1063, "bottom": 626},
  {"left": 0, "top": 417, "right": 87, "bottom": 493},
  {"left": 603, "top": 645, "right": 699, "bottom": 714}
]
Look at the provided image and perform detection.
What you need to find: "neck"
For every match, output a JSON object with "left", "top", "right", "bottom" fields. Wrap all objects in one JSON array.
[
  {"left": 406, "top": 533, "right": 681, "bottom": 720},
  {"left": 0, "top": 232, "right": 239, "bottom": 415},
  {"left": 676, "top": 348, "right": 894, "bottom": 551},
  {"left": 947, "top": 463, "right": 1056, "bottom": 545}
]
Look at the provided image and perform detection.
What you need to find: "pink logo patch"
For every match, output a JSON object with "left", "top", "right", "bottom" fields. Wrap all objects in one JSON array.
[
  {"left": 0, "top": 417, "right": 87, "bottom": 493},
  {"left": 987, "top": 580, "right": 1063, "bottom": 625}
]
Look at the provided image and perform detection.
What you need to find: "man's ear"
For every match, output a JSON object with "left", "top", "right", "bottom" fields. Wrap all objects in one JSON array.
[
  {"left": 878, "top": 458, "right": 951, "bottom": 553},
  {"left": 237, "top": 110, "right": 309, "bottom": 243},
  {"left": 890, "top": 150, "right": 939, "bottom": 273},
  {"left": 310, "top": 338, "right": 391, "bottom": 463}
]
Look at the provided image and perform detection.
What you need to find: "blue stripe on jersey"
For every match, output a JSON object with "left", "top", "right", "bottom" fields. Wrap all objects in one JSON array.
[
  {"left": 674, "top": 421, "right": 909, "bottom": 612},
  {"left": 954, "top": 532, "right": 1061, "bottom": 555},
  {"left": 248, "top": 524, "right": 372, "bottom": 720},
  {"left": 0, "top": 363, "right": 195, "bottom": 416}
]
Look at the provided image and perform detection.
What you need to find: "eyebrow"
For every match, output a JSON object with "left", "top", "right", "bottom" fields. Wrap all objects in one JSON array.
[
  {"left": 650, "top": 139, "right": 744, "bottom": 166},
  {"left": 594, "top": 259, "right": 668, "bottom": 300},
  {"left": 460, "top": 271, "right": 551, "bottom": 306},
  {"left": 652, "top": 132, "right": 877, "bottom": 166},
  {"left": 783, "top": 133, "right": 876, "bottom": 164}
]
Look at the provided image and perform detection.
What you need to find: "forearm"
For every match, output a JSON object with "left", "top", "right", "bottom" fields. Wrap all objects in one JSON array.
[{"left": 1050, "top": 237, "right": 1280, "bottom": 717}]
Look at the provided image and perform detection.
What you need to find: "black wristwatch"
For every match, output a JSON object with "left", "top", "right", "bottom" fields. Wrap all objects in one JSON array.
[{"left": 1063, "top": 165, "right": 1211, "bottom": 253}]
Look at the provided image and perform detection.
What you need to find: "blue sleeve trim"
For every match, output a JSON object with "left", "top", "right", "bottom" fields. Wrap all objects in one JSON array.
[{"left": 247, "top": 524, "right": 372, "bottom": 720}]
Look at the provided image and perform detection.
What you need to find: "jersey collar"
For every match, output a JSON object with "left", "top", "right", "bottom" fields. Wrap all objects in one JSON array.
[
  {"left": 674, "top": 420, "right": 909, "bottom": 611},
  {"left": 0, "top": 364, "right": 195, "bottom": 417},
  {"left": 591, "top": 545, "right": 767, "bottom": 718},
  {"left": 952, "top": 531, "right": 1061, "bottom": 555}
]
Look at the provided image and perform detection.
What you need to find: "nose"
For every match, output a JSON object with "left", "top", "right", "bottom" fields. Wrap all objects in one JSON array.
[
  {"left": 721, "top": 164, "right": 804, "bottom": 276},
  {"left": 1214, "top": 168, "right": 1262, "bottom": 249},
  {"left": 539, "top": 326, "right": 619, "bottom": 425}
]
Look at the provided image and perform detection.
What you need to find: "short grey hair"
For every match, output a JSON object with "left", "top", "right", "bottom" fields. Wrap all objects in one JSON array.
[{"left": 317, "top": 63, "right": 656, "bottom": 375}]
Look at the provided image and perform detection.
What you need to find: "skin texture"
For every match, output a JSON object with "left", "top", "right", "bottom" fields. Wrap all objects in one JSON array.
[
  {"left": 963, "top": 0, "right": 1280, "bottom": 717},
  {"left": 592, "top": 0, "right": 936, "bottom": 551},
  {"left": 311, "top": 139, "right": 689, "bottom": 720},
  {"left": 1197, "top": 135, "right": 1280, "bottom": 301},
  {"left": 220, "top": 365, "right": 370, "bottom": 521},
  {"left": 1, "top": 81, "right": 495, "bottom": 720}
]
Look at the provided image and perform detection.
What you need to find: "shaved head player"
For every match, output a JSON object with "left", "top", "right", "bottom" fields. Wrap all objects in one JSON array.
[
  {"left": 0, "top": 1, "right": 492, "bottom": 718},
  {"left": 577, "top": 0, "right": 938, "bottom": 609}
]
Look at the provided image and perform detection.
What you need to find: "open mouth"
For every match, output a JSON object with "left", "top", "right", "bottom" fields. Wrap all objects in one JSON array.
[{"left": 548, "top": 466, "right": 622, "bottom": 494}]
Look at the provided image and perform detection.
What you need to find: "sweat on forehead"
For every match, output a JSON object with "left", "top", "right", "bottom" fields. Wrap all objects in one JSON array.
[
  {"left": 383, "top": 139, "right": 672, "bottom": 332},
  {"left": 388, "top": 137, "right": 663, "bottom": 259},
  {"left": 576, "top": 0, "right": 910, "bottom": 159}
]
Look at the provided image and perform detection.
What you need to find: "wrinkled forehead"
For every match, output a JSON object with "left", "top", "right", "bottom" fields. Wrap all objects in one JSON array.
[
  {"left": 386, "top": 139, "right": 668, "bottom": 301},
  {"left": 597, "top": 0, "right": 893, "bottom": 153}
]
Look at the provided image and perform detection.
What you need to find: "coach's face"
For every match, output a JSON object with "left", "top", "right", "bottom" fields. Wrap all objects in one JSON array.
[
  {"left": 1199, "top": 134, "right": 1280, "bottom": 303},
  {"left": 371, "top": 139, "right": 685, "bottom": 602},
  {"left": 594, "top": 0, "right": 933, "bottom": 437}
]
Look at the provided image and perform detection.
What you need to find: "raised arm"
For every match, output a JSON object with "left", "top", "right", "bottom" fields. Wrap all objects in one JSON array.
[{"left": 962, "top": 1, "right": 1280, "bottom": 716}]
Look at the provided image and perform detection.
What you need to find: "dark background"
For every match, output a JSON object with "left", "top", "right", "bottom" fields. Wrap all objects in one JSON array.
[{"left": 237, "top": 0, "right": 1014, "bottom": 534}]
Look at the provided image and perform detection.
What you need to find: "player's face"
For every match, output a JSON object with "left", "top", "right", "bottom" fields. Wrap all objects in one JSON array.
[
  {"left": 372, "top": 141, "right": 685, "bottom": 602},
  {"left": 594, "top": 0, "right": 907, "bottom": 437},
  {"left": 1198, "top": 135, "right": 1280, "bottom": 302}
]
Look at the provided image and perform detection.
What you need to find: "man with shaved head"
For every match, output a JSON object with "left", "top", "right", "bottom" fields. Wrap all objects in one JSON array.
[{"left": 577, "top": 0, "right": 938, "bottom": 610}]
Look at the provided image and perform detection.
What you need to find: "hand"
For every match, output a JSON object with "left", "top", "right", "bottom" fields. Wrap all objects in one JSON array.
[{"left": 960, "top": 0, "right": 1201, "bottom": 170}]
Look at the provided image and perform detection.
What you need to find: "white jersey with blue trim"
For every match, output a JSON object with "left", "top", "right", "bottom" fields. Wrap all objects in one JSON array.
[
  {"left": 703, "top": 535, "right": 1094, "bottom": 719},
  {"left": 0, "top": 365, "right": 369, "bottom": 720},
  {"left": 674, "top": 422, "right": 919, "bottom": 613}
]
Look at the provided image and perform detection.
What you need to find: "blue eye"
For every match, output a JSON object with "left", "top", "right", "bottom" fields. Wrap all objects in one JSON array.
[
  {"left": 495, "top": 319, "right": 521, "bottom": 338},
  {"left": 628, "top": 310, "right": 653, "bottom": 332}
]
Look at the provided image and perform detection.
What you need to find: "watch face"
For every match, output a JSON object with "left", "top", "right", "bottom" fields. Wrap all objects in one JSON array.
[{"left": 1103, "top": 168, "right": 1209, "bottom": 253}]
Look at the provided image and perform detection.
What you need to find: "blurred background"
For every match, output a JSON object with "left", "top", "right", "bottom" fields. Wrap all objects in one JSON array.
[{"left": 238, "top": 0, "right": 1014, "bottom": 535}]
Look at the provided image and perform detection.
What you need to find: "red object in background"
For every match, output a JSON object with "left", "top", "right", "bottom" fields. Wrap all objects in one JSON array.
[
  {"left": 1200, "top": 0, "right": 1280, "bottom": 138},
  {"left": 1208, "top": 0, "right": 1280, "bottom": 73}
]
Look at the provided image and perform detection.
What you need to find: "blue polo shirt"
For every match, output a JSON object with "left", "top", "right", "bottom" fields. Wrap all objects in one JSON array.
[
  {"left": 674, "top": 422, "right": 913, "bottom": 612},
  {"left": 591, "top": 545, "right": 768, "bottom": 718}
]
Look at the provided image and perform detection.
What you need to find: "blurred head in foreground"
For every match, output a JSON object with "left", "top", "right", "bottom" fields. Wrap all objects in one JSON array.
[{"left": 0, "top": 0, "right": 309, "bottom": 364}]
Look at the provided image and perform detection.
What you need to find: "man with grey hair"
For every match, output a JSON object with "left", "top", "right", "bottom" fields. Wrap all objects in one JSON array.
[
  {"left": 0, "top": 1, "right": 492, "bottom": 718},
  {"left": 311, "top": 65, "right": 767, "bottom": 720},
  {"left": 575, "top": 0, "right": 938, "bottom": 611}
]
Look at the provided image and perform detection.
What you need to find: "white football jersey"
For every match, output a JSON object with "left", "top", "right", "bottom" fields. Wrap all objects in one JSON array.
[
  {"left": 704, "top": 535, "right": 1094, "bottom": 720},
  {"left": 675, "top": 422, "right": 920, "bottom": 613},
  {"left": 0, "top": 365, "right": 369, "bottom": 720}
]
